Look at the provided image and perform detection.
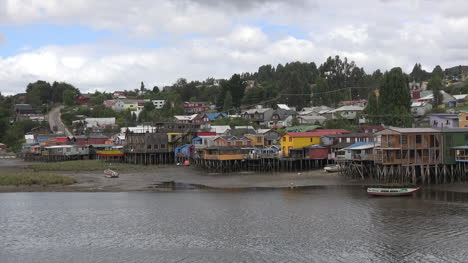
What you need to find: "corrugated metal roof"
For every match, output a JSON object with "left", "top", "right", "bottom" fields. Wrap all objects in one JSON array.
[
  {"left": 344, "top": 142, "right": 375, "bottom": 150},
  {"left": 284, "top": 129, "right": 350, "bottom": 138},
  {"left": 378, "top": 127, "right": 441, "bottom": 134}
]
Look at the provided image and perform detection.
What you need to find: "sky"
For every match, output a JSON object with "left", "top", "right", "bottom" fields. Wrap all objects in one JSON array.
[{"left": 1, "top": 0, "right": 468, "bottom": 94}]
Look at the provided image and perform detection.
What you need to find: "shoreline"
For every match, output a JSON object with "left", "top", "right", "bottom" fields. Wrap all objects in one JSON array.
[{"left": 1, "top": 159, "right": 467, "bottom": 193}]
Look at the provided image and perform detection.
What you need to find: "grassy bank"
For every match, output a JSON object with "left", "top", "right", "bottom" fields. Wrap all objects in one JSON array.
[
  {"left": 0, "top": 173, "right": 76, "bottom": 185},
  {"left": 27, "top": 160, "right": 152, "bottom": 172}
]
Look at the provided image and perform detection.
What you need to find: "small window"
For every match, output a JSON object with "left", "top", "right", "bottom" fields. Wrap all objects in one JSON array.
[
  {"left": 154, "top": 144, "right": 159, "bottom": 149},
  {"left": 147, "top": 145, "right": 152, "bottom": 150},
  {"left": 466, "top": 116, "right": 468, "bottom": 121},
  {"left": 416, "top": 135, "right": 422, "bottom": 144},
  {"left": 283, "top": 137, "right": 286, "bottom": 142},
  {"left": 464, "top": 134, "right": 468, "bottom": 141},
  {"left": 160, "top": 144, "right": 166, "bottom": 149},
  {"left": 289, "top": 137, "right": 292, "bottom": 142},
  {"left": 400, "top": 135, "right": 407, "bottom": 144}
]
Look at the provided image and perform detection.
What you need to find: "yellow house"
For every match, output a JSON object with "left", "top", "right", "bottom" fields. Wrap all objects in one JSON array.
[
  {"left": 459, "top": 111, "right": 468, "bottom": 127},
  {"left": 280, "top": 130, "right": 349, "bottom": 157},
  {"left": 244, "top": 134, "right": 265, "bottom": 147},
  {"left": 123, "top": 101, "right": 139, "bottom": 111}
]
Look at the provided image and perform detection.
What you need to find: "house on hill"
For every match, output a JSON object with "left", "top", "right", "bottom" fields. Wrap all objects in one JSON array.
[
  {"left": 76, "top": 94, "right": 91, "bottom": 105},
  {"left": 429, "top": 113, "right": 458, "bottom": 128},
  {"left": 267, "top": 108, "right": 298, "bottom": 128},
  {"left": 329, "top": 105, "right": 365, "bottom": 122},
  {"left": 14, "top": 104, "right": 44, "bottom": 122},
  {"left": 241, "top": 107, "right": 274, "bottom": 126},
  {"left": 200, "top": 113, "right": 228, "bottom": 123}
]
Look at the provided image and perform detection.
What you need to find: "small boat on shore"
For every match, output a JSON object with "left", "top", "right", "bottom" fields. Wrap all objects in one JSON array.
[
  {"left": 367, "top": 185, "right": 419, "bottom": 196},
  {"left": 104, "top": 169, "right": 119, "bottom": 178},
  {"left": 324, "top": 164, "right": 341, "bottom": 173}
]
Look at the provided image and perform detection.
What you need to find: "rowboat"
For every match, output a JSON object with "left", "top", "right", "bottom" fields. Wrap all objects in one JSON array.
[
  {"left": 104, "top": 169, "right": 119, "bottom": 178},
  {"left": 324, "top": 164, "right": 341, "bottom": 173},
  {"left": 367, "top": 187, "right": 419, "bottom": 196}
]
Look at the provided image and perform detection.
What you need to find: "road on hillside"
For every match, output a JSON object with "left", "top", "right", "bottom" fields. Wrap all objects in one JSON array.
[{"left": 48, "top": 105, "right": 72, "bottom": 136}]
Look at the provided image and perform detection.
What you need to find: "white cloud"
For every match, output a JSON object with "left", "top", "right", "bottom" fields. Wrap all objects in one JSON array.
[{"left": 1, "top": 0, "right": 468, "bottom": 94}]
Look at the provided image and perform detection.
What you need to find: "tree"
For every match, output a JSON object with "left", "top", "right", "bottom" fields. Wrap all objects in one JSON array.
[
  {"left": 378, "top": 68, "right": 413, "bottom": 127},
  {"left": 319, "top": 55, "right": 357, "bottom": 105},
  {"left": 280, "top": 71, "right": 309, "bottom": 110},
  {"left": 431, "top": 65, "right": 444, "bottom": 79},
  {"left": 152, "top": 86, "right": 160, "bottom": 93},
  {"left": 140, "top": 81, "right": 145, "bottom": 92},
  {"left": 291, "top": 116, "right": 300, "bottom": 126},
  {"left": 428, "top": 75, "right": 444, "bottom": 107},
  {"left": 312, "top": 76, "right": 330, "bottom": 106},
  {"left": 410, "top": 63, "right": 431, "bottom": 82},
  {"left": 63, "top": 89, "right": 77, "bottom": 106},
  {"left": 223, "top": 91, "right": 233, "bottom": 113},
  {"left": 26, "top": 80, "right": 52, "bottom": 107},
  {"left": 227, "top": 74, "right": 245, "bottom": 108},
  {"left": 364, "top": 90, "right": 380, "bottom": 125}
]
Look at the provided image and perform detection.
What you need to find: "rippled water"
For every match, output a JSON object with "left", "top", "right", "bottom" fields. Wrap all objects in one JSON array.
[{"left": 1, "top": 187, "right": 468, "bottom": 263}]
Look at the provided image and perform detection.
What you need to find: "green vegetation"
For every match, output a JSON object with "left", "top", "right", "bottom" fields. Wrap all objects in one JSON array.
[
  {"left": 27, "top": 160, "right": 152, "bottom": 172},
  {"left": 26, "top": 80, "right": 80, "bottom": 108},
  {"left": 0, "top": 173, "right": 76, "bottom": 186},
  {"left": 365, "top": 67, "right": 413, "bottom": 127},
  {"left": 455, "top": 105, "right": 468, "bottom": 111}
]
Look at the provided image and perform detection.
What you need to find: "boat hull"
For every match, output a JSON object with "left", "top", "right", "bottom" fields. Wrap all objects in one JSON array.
[{"left": 367, "top": 187, "right": 419, "bottom": 196}]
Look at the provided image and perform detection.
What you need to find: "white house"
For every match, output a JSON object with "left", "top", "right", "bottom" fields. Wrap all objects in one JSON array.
[
  {"left": 411, "top": 101, "right": 432, "bottom": 117},
  {"left": 152, "top": 100, "right": 166, "bottom": 109},
  {"left": 329, "top": 105, "right": 364, "bottom": 120},
  {"left": 84, "top": 118, "right": 116, "bottom": 128},
  {"left": 297, "top": 115, "right": 327, "bottom": 125},
  {"left": 210, "top": 125, "right": 231, "bottom": 135}
]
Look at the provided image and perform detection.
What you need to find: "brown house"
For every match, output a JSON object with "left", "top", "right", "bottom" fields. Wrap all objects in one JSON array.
[
  {"left": 124, "top": 132, "right": 168, "bottom": 153},
  {"left": 374, "top": 128, "right": 442, "bottom": 165},
  {"left": 213, "top": 136, "right": 252, "bottom": 147}
]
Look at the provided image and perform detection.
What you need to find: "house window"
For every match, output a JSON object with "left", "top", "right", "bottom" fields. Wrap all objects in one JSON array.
[
  {"left": 400, "top": 135, "right": 407, "bottom": 144},
  {"left": 466, "top": 116, "right": 468, "bottom": 121},
  {"left": 257, "top": 137, "right": 262, "bottom": 143},
  {"left": 446, "top": 135, "right": 453, "bottom": 147},
  {"left": 289, "top": 137, "right": 292, "bottom": 142},
  {"left": 147, "top": 145, "right": 152, "bottom": 150},
  {"left": 160, "top": 144, "right": 166, "bottom": 149},
  {"left": 465, "top": 134, "right": 468, "bottom": 141},
  {"left": 283, "top": 137, "right": 286, "bottom": 142},
  {"left": 416, "top": 135, "right": 422, "bottom": 144},
  {"left": 346, "top": 138, "right": 351, "bottom": 143},
  {"left": 310, "top": 138, "right": 313, "bottom": 142},
  {"left": 154, "top": 144, "right": 159, "bottom": 149}
]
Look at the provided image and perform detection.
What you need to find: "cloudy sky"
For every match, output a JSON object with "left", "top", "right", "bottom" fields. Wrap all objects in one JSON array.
[{"left": 0, "top": 0, "right": 467, "bottom": 94}]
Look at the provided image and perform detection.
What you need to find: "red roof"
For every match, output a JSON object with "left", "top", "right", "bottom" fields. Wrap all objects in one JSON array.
[{"left": 283, "top": 129, "right": 350, "bottom": 138}]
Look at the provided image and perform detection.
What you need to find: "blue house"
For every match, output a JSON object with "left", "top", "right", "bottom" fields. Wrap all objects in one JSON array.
[{"left": 200, "top": 113, "right": 228, "bottom": 122}]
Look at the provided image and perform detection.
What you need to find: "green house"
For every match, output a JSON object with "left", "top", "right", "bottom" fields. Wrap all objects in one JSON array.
[{"left": 441, "top": 128, "right": 468, "bottom": 164}]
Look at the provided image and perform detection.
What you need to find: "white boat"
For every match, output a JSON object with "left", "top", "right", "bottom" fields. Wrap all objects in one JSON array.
[
  {"left": 104, "top": 169, "right": 119, "bottom": 178},
  {"left": 324, "top": 164, "right": 341, "bottom": 173},
  {"left": 367, "top": 187, "right": 420, "bottom": 196}
]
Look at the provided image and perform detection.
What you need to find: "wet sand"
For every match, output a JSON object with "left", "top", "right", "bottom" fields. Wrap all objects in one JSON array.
[{"left": 1, "top": 159, "right": 467, "bottom": 192}]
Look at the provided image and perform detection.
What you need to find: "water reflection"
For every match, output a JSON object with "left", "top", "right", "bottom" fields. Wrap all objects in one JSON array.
[{"left": 0, "top": 188, "right": 467, "bottom": 263}]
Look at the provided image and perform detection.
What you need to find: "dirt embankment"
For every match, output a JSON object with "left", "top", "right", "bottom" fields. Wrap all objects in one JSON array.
[{"left": 2, "top": 159, "right": 467, "bottom": 193}]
